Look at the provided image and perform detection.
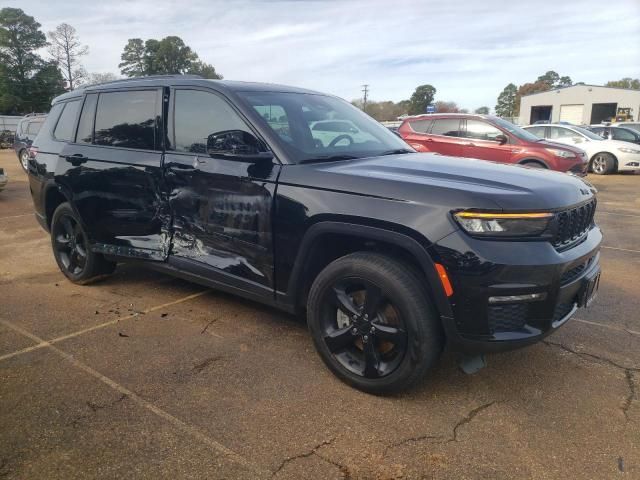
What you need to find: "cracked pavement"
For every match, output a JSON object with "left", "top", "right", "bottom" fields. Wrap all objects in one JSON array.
[{"left": 1, "top": 151, "right": 639, "bottom": 478}]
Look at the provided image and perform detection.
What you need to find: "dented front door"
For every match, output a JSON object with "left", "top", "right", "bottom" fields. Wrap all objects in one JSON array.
[{"left": 165, "top": 88, "right": 279, "bottom": 288}]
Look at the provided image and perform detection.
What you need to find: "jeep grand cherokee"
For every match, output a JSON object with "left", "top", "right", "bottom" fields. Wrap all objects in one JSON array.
[{"left": 27, "top": 75, "right": 601, "bottom": 393}]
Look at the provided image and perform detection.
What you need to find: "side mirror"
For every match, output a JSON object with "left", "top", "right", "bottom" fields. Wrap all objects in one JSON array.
[
  {"left": 495, "top": 134, "right": 508, "bottom": 145},
  {"left": 207, "top": 130, "right": 273, "bottom": 162}
]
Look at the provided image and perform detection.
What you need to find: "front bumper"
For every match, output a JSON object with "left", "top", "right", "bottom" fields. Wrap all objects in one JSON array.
[
  {"left": 617, "top": 151, "right": 640, "bottom": 171},
  {"left": 429, "top": 225, "right": 602, "bottom": 354}
]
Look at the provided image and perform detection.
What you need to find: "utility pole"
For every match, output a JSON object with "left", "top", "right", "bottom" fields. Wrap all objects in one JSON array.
[{"left": 362, "top": 84, "right": 369, "bottom": 113}]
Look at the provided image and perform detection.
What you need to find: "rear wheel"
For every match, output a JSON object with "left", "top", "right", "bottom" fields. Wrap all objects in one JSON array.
[
  {"left": 51, "top": 203, "right": 116, "bottom": 284},
  {"left": 19, "top": 149, "right": 29, "bottom": 172},
  {"left": 591, "top": 153, "right": 616, "bottom": 175},
  {"left": 307, "top": 252, "right": 443, "bottom": 394}
]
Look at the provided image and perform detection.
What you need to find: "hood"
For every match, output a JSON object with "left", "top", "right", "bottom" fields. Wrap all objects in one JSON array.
[{"left": 283, "top": 153, "right": 595, "bottom": 211}]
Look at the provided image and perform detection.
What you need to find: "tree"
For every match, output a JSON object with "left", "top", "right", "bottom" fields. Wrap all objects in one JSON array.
[
  {"left": 434, "top": 100, "right": 463, "bottom": 113},
  {"left": 85, "top": 72, "right": 119, "bottom": 86},
  {"left": 475, "top": 106, "right": 490, "bottom": 114},
  {"left": 0, "top": 8, "right": 47, "bottom": 112},
  {"left": 118, "top": 38, "right": 146, "bottom": 77},
  {"left": 0, "top": 8, "right": 64, "bottom": 114},
  {"left": 536, "top": 70, "right": 572, "bottom": 89},
  {"left": 605, "top": 78, "right": 640, "bottom": 90},
  {"left": 408, "top": 84, "right": 436, "bottom": 115},
  {"left": 188, "top": 60, "right": 222, "bottom": 79},
  {"left": 118, "top": 36, "right": 222, "bottom": 78},
  {"left": 47, "top": 23, "right": 88, "bottom": 90},
  {"left": 495, "top": 83, "right": 517, "bottom": 118}
]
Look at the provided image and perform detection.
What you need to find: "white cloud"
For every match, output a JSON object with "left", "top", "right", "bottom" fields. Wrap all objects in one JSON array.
[{"left": 6, "top": 0, "right": 640, "bottom": 110}]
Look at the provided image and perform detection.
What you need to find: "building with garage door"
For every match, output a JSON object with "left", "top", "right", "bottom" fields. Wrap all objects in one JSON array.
[{"left": 518, "top": 84, "right": 640, "bottom": 126}]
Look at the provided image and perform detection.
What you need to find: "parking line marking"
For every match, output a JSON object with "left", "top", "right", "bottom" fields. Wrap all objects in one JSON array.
[
  {"left": 0, "top": 319, "right": 268, "bottom": 478},
  {"left": 0, "top": 213, "right": 32, "bottom": 220},
  {"left": 602, "top": 246, "right": 640, "bottom": 254},
  {"left": 0, "top": 290, "right": 210, "bottom": 362},
  {"left": 575, "top": 318, "right": 640, "bottom": 337}
]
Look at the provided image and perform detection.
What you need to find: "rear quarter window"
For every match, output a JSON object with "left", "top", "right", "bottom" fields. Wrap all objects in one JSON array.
[
  {"left": 408, "top": 119, "right": 433, "bottom": 133},
  {"left": 53, "top": 100, "right": 81, "bottom": 142}
]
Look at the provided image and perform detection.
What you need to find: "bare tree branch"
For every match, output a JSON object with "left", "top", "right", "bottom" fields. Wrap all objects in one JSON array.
[{"left": 47, "top": 23, "right": 88, "bottom": 90}]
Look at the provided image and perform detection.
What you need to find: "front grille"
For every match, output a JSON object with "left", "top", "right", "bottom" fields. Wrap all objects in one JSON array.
[
  {"left": 488, "top": 304, "right": 529, "bottom": 333},
  {"left": 552, "top": 199, "right": 596, "bottom": 249},
  {"left": 560, "top": 256, "right": 594, "bottom": 285},
  {"left": 552, "top": 302, "right": 575, "bottom": 323}
]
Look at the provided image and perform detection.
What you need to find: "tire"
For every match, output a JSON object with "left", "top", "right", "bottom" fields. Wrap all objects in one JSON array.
[
  {"left": 307, "top": 252, "right": 443, "bottom": 394},
  {"left": 590, "top": 152, "right": 616, "bottom": 175},
  {"left": 19, "top": 149, "right": 29, "bottom": 172},
  {"left": 50, "top": 202, "right": 116, "bottom": 284},
  {"left": 521, "top": 160, "right": 547, "bottom": 169}
]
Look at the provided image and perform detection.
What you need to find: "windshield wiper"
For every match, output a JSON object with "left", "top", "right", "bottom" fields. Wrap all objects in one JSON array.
[
  {"left": 378, "top": 148, "right": 414, "bottom": 156},
  {"left": 299, "top": 154, "right": 360, "bottom": 164}
]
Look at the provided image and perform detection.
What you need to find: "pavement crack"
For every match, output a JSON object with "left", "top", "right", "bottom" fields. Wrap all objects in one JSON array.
[
  {"left": 87, "top": 393, "right": 127, "bottom": 412},
  {"left": 201, "top": 316, "right": 221, "bottom": 334},
  {"left": 543, "top": 340, "right": 640, "bottom": 372},
  {"left": 192, "top": 355, "right": 223, "bottom": 373},
  {"left": 384, "top": 401, "right": 495, "bottom": 456},
  {"left": 622, "top": 370, "right": 636, "bottom": 421},
  {"left": 273, "top": 437, "right": 339, "bottom": 477}
]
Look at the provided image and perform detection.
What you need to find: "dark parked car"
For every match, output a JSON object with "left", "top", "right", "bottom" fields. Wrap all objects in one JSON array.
[
  {"left": 14, "top": 113, "right": 47, "bottom": 171},
  {"left": 398, "top": 114, "right": 588, "bottom": 175},
  {"left": 28, "top": 76, "right": 602, "bottom": 393},
  {"left": 0, "top": 167, "right": 7, "bottom": 192},
  {"left": 588, "top": 125, "right": 640, "bottom": 145}
]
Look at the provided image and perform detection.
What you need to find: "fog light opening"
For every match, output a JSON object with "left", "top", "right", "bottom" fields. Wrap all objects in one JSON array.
[{"left": 488, "top": 293, "right": 547, "bottom": 304}]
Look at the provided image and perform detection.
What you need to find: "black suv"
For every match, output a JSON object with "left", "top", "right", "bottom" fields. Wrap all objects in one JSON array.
[
  {"left": 28, "top": 75, "right": 602, "bottom": 393},
  {"left": 14, "top": 113, "right": 47, "bottom": 171}
]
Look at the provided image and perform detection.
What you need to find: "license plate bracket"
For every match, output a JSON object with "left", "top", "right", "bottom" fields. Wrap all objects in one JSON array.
[{"left": 579, "top": 270, "right": 600, "bottom": 308}]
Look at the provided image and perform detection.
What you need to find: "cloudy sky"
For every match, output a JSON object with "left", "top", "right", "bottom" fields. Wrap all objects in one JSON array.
[{"left": 8, "top": 0, "right": 640, "bottom": 110}]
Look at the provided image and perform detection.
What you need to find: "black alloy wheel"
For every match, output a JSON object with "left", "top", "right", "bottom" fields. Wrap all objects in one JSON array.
[
  {"left": 307, "top": 252, "right": 443, "bottom": 394},
  {"left": 50, "top": 202, "right": 116, "bottom": 283}
]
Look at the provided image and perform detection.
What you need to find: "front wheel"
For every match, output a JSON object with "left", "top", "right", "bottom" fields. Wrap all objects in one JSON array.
[
  {"left": 51, "top": 203, "right": 116, "bottom": 284},
  {"left": 307, "top": 252, "right": 443, "bottom": 394},
  {"left": 19, "top": 149, "right": 29, "bottom": 172},
  {"left": 591, "top": 153, "right": 616, "bottom": 175}
]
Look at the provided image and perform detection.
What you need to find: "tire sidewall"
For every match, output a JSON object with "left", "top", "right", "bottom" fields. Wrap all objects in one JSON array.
[
  {"left": 307, "top": 254, "right": 442, "bottom": 393},
  {"left": 50, "top": 203, "right": 100, "bottom": 283},
  {"left": 591, "top": 153, "right": 615, "bottom": 175}
]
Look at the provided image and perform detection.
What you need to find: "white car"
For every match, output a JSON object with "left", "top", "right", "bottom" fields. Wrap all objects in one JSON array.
[
  {"left": 310, "top": 120, "right": 377, "bottom": 147},
  {"left": 523, "top": 124, "right": 640, "bottom": 175},
  {"left": 610, "top": 122, "right": 640, "bottom": 133}
]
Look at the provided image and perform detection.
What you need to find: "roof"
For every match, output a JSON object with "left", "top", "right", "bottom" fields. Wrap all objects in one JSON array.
[
  {"left": 521, "top": 83, "right": 640, "bottom": 98},
  {"left": 402, "top": 113, "right": 500, "bottom": 121},
  {"left": 51, "top": 75, "right": 324, "bottom": 105}
]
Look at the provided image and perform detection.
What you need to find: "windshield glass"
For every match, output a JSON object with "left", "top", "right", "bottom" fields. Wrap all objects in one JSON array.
[
  {"left": 493, "top": 118, "right": 542, "bottom": 142},
  {"left": 571, "top": 126, "right": 604, "bottom": 140},
  {"left": 237, "top": 91, "right": 411, "bottom": 163}
]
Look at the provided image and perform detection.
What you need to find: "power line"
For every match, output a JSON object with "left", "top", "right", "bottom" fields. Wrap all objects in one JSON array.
[{"left": 362, "top": 84, "right": 369, "bottom": 113}]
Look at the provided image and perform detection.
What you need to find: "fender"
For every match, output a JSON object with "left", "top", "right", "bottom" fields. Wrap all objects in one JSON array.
[
  {"left": 281, "top": 221, "right": 454, "bottom": 319},
  {"left": 517, "top": 157, "right": 550, "bottom": 169}
]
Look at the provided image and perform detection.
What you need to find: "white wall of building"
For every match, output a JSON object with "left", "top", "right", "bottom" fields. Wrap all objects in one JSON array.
[{"left": 519, "top": 85, "right": 640, "bottom": 125}]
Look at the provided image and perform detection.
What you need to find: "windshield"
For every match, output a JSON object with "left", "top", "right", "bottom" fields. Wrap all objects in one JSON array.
[
  {"left": 237, "top": 91, "right": 412, "bottom": 163},
  {"left": 493, "top": 118, "right": 542, "bottom": 142},
  {"left": 571, "top": 126, "right": 604, "bottom": 141}
]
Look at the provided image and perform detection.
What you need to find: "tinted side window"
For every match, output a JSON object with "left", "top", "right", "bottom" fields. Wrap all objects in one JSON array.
[
  {"left": 173, "top": 89, "right": 251, "bottom": 154},
  {"left": 53, "top": 100, "right": 81, "bottom": 141},
  {"left": 464, "top": 120, "right": 504, "bottom": 141},
  {"left": 76, "top": 94, "right": 98, "bottom": 144},
  {"left": 94, "top": 90, "right": 157, "bottom": 150},
  {"left": 431, "top": 119, "right": 461, "bottom": 137},
  {"left": 612, "top": 128, "right": 636, "bottom": 141},
  {"left": 27, "top": 121, "right": 43, "bottom": 135},
  {"left": 409, "top": 119, "right": 433, "bottom": 133}
]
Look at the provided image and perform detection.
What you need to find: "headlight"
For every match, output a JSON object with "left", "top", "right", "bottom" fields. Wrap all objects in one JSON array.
[
  {"left": 545, "top": 148, "right": 575, "bottom": 158},
  {"left": 453, "top": 211, "right": 553, "bottom": 237},
  {"left": 618, "top": 147, "right": 640, "bottom": 154}
]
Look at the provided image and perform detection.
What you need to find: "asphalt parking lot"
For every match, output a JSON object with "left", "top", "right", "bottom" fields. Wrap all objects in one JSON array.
[{"left": 1, "top": 149, "right": 639, "bottom": 479}]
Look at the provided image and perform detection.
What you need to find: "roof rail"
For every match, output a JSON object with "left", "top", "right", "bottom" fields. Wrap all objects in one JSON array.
[
  {"left": 24, "top": 112, "right": 47, "bottom": 117},
  {"left": 86, "top": 74, "right": 204, "bottom": 88}
]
